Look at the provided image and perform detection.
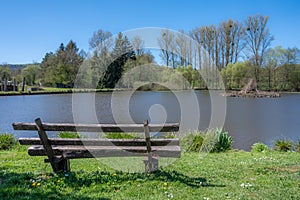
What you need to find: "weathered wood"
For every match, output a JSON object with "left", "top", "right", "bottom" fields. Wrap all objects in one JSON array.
[
  {"left": 144, "top": 120, "right": 154, "bottom": 172},
  {"left": 14, "top": 118, "right": 181, "bottom": 173},
  {"left": 35, "top": 118, "right": 59, "bottom": 172},
  {"left": 13, "top": 122, "right": 179, "bottom": 132},
  {"left": 143, "top": 156, "right": 158, "bottom": 172},
  {"left": 28, "top": 145, "right": 181, "bottom": 158},
  {"left": 19, "top": 138, "right": 180, "bottom": 146}
]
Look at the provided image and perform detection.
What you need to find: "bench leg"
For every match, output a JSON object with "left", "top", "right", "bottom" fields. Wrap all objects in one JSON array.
[
  {"left": 57, "top": 158, "right": 70, "bottom": 173},
  {"left": 46, "top": 157, "right": 70, "bottom": 173},
  {"left": 143, "top": 156, "right": 158, "bottom": 173}
]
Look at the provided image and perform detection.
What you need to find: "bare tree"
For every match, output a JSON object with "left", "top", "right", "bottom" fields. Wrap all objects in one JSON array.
[
  {"left": 218, "top": 19, "right": 245, "bottom": 68},
  {"left": 175, "top": 30, "right": 188, "bottom": 66},
  {"left": 88, "top": 29, "right": 113, "bottom": 87},
  {"left": 244, "top": 15, "right": 274, "bottom": 82},
  {"left": 131, "top": 36, "right": 144, "bottom": 57},
  {"left": 158, "top": 29, "right": 174, "bottom": 67},
  {"left": 191, "top": 27, "right": 206, "bottom": 69},
  {"left": 89, "top": 29, "right": 113, "bottom": 50}
]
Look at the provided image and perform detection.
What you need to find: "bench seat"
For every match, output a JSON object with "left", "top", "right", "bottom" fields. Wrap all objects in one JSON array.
[{"left": 28, "top": 144, "right": 181, "bottom": 158}]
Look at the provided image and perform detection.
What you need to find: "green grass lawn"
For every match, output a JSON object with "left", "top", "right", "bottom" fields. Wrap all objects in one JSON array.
[{"left": 1, "top": 146, "right": 300, "bottom": 199}]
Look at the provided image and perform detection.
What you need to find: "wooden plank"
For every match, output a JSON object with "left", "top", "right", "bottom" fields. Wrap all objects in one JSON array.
[
  {"left": 13, "top": 121, "right": 179, "bottom": 132},
  {"left": 35, "top": 118, "right": 55, "bottom": 159},
  {"left": 143, "top": 120, "right": 153, "bottom": 172},
  {"left": 35, "top": 118, "right": 59, "bottom": 172},
  {"left": 19, "top": 138, "right": 180, "bottom": 146},
  {"left": 28, "top": 145, "right": 181, "bottom": 158}
]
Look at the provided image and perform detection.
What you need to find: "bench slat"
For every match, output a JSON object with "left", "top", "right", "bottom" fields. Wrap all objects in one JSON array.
[
  {"left": 28, "top": 145, "right": 181, "bottom": 158},
  {"left": 13, "top": 122, "right": 179, "bottom": 132},
  {"left": 19, "top": 138, "right": 180, "bottom": 146}
]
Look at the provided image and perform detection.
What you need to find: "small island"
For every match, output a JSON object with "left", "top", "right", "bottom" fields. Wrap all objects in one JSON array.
[{"left": 224, "top": 79, "right": 281, "bottom": 98}]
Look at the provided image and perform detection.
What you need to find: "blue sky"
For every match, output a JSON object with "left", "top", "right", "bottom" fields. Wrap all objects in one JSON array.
[{"left": 1, "top": 0, "right": 300, "bottom": 64}]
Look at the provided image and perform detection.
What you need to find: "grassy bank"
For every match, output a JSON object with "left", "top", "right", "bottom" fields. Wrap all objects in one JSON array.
[
  {"left": 0, "top": 87, "right": 125, "bottom": 96},
  {"left": 1, "top": 145, "right": 299, "bottom": 199}
]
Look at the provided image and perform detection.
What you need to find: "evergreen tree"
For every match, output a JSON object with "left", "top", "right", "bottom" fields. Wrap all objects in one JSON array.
[
  {"left": 100, "top": 33, "right": 135, "bottom": 88},
  {"left": 40, "top": 40, "right": 83, "bottom": 87}
]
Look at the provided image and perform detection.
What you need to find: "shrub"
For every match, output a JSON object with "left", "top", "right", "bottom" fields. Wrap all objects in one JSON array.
[
  {"left": 0, "top": 134, "right": 16, "bottom": 150},
  {"left": 105, "top": 133, "right": 140, "bottom": 139},
  {"left": 251, "top": 142, "right": 270, "bottom": 153},
  {"left": 273, "top": 139, "right": 293, "bottom": 152},
  {"left": 186, "top": 134, "right": 204, "bottom": 152},
  {"left": 295, "top": 140, "right": 300, "bottom": 152},
  {"left": 211, "top": 129, "right": 232, "bottom": 153},
  {"left": 58, "top": 132, "right": 81, "bottom": 138}
]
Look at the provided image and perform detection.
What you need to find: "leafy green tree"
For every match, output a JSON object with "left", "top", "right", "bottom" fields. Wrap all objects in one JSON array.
[
  {"left": 0, "top": 66, "right": 12, "bottom": 80},
  {"left": 40, "top": 40, "right": 83, "bottom": 87},
  {"left": 21, "top": 64, "right": 41, "bottom": 86},
  {"left": 264, "top": 46, "right": 286, "bottom": 90},
  {"left": 222, "top": 62, "right": 252, "bottom": 89}
]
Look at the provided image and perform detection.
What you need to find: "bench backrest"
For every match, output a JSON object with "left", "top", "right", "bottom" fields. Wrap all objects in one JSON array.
[{"left": 13, "top": 121, "right": 179, "bottom": 133}]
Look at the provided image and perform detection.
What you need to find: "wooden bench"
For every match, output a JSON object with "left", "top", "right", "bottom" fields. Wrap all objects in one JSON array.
[{"left": 12, "top": 118, "right": 180, "bottom": 173}]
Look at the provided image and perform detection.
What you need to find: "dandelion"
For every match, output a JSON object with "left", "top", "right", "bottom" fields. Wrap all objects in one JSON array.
[
  {"left": 32, "top": 182, "right": 37, "bottom": 187},
  {"left": 57, "top": 179, "right": 61, "bottom": 183},
  {"left": 113, "top": 173, "right": 117, "bottom": 176},
  {"left": 163, "top": 182, "right": 168, "bottom": 187},
  {"left": 37, "top": 182, "right": 41, "bottom": 186}
]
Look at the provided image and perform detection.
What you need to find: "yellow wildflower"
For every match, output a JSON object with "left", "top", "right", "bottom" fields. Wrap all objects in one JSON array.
[
  {"left": 37, "top": 182, "right": 41, "bottom": 186},
  {"left": 163, "top": 182, "right": 168, "bottom": 187}
]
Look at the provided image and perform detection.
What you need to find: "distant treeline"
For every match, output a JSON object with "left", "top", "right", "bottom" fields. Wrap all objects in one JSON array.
[{"left": 1, "top": 14, "right": 300, "bottom": 91}]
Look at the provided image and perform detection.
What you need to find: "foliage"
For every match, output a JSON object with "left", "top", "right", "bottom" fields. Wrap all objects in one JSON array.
[
  {"left": 0, "top": 133, "right": 16, "bottom": 150},
  {"left": 104, "top": 132, "right": 140, "bottom": 139},
  {"left": 0, "top": 66, "right": 12, "bottom": 80},
  {"left": 222, "top": 62, "right": 253, "bottom": 89},
  {"left": 296, "top": 140, "right": 300, "bottom": 152},
  {"left": 186, "top": 134, "right": 204, "bottom": 152},
  {"left": 251, "top": 142, "right": 270, "bottom": 153},
  {"left": 58, "top": 132, "right": 81, "bottom": 138},
  {"left": 211, "top": 129, "right": 233, "bottom": 153},
  {"left": 21, "top": 64, "right": 41, "bottom": 86},
  {"left": 40, "top": 40, "right": 84, "bottom": 87},
  {"left": 181, "top": 129, "right": 232, "bottom": 153},
  {"left": 273, "top": 139, "right": 293, "bottom": 152}
]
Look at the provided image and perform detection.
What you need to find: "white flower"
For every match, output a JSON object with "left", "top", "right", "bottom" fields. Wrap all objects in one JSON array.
[{"left": 240, "top": 183, "right": 253, "bottom": 188}]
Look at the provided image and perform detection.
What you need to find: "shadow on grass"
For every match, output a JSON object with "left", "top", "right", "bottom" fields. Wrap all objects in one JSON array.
[
  {"left": 0, "top": 170, "right": 110, "bottom": 200},
  {"left": 57, "top": 169, "right": 225, "bottom": 188},
  {"left": 0, "top": 169, "right": 225, "bottom": 199}
]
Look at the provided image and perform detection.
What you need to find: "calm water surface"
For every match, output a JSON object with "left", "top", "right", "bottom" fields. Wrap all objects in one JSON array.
[{"left": 1, "top": 91, "right": 300, "bottom": 150}]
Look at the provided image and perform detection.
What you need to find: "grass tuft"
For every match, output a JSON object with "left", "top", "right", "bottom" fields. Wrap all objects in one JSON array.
[{"left": 0, "top": 133, "right": 16, "bottom": 150}]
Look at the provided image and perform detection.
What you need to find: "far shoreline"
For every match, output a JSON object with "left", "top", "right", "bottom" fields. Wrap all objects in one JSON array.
[{"left": 0, "top": 88, "right": 299, "bottom": 97}]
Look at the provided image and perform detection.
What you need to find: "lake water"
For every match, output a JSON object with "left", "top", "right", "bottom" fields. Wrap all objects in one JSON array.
[{"left": 1, "top": 91, "right": 300, "bottom": 150}]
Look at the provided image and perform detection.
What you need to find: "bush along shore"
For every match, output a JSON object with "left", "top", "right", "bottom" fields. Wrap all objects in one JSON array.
[{"left": 0, "top": 131, "right": 300, "bottom": 199}]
